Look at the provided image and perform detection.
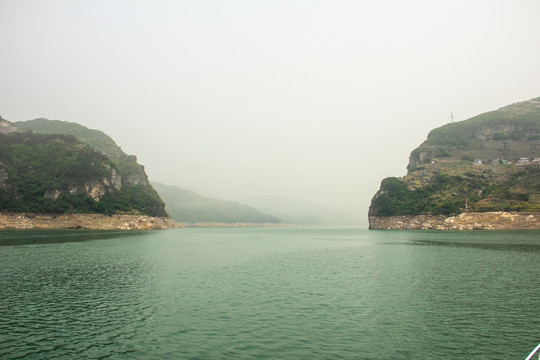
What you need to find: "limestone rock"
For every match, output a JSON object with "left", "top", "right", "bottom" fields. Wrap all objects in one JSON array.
[
  {"left": 0, "top": 116, "right": 21, "bottom": 134},
  {"left": 0, "top": 213, "right": 183, "bottom": 230},
  {"left": 369, "top": 212, "right": 540, "bottom": 230}
]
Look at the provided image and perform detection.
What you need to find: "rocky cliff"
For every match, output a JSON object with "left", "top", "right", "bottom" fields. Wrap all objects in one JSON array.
[
  {"left": 0, "top": 117, "right": 167, "bottom": 218},
  {"left": 369, "top": 97, "right": 540, "bottom": 230}
]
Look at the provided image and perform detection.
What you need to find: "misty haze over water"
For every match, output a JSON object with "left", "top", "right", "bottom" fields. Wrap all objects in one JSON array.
[{"left": 1, "top": 1, "right": 540, "bottom": 224}]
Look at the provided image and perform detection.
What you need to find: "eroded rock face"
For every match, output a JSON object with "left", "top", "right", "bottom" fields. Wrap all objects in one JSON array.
[
  {"left": 124, "top": 172, "right": 148, "bottom": 186},
  {"left": 44, "top": 189, "right": 63, "bottom": 200},
  {"left": 109, "top": 168, "right": 122, "bottom": 190},
  {"left": 369, "top": 212, "right": 540, "bottom": 230},
  {"left": 44, "top": 167, "right": 122, "bottom": 201},
  {"left": 0, "top": 116, "right": 21, "bottom": 134},
  {"left": 0, "top": 213, "right": 183, "bottom": 230},
  {"left": 83, "top": 182, "right": 107, "bottom": 201},
  {"left": 44, "top": 182, "right": 105, "bottom": 201}
]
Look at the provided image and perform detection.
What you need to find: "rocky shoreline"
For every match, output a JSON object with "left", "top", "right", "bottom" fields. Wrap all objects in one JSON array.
[
  {"left": 0, "top": 213, "right": 183, "bottom": 230},
  {"left": 369, "top": 211, "right": 540, "bottom": 230}
]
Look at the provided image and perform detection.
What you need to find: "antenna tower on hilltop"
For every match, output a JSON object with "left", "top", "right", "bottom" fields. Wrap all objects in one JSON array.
[{"left": 450, "top": 112, "right": 454, "bottom": 123}]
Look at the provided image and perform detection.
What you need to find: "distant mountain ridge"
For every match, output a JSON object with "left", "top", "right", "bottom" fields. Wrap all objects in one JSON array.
[
  {"left": 369, "top": 97, "right": 540, "bottom": 227},
  {"left": 10, "top": 118, "right": 285, "bottom": 225},
  {"left": 152, "top": 182, "right": 282, "bottom": 224}
]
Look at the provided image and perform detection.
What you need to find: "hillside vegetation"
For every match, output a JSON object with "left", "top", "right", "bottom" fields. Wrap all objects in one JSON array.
[
  {"left": 0, "top": 120, "right": 167, "bottom": 216},
  {"left": 369, "top": 97, "right": 540, "bottom": 217},
  {"left": 15, "top": 119, "right": 147, "bottom": 183}
]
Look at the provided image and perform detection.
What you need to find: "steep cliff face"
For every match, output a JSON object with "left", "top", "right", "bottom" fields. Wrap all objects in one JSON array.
[
  {"left": 124, "top": 170, "right": 148, "bottom": 186},
  {"left": 40, "top": 165, "right": 122, "bottom": 202},
  {"left": 369, "top": 97, "right": 540, "bottom": 229}
]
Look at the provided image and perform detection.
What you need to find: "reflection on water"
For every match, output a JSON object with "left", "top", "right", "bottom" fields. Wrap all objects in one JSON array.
[
  {"left": 407, "top": 239, "right": 540, "bottom": 252},
  {"left": 0, "top": 229, "right": 148, "bottom": 246},
  {"left": 379, "top": 230, "right": 540, "bottom": 252}
]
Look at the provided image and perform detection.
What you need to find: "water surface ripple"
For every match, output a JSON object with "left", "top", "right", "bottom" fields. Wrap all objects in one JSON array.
[{"left": 0, "top": 228, "right": 538, "bottom": 359}]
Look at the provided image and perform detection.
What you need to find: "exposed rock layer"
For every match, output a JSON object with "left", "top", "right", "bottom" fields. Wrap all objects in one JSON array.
[
  {"left": 369, "top": 212, "right": 540, "bottom": 230},
  {"left": 0, "top": 116, "right": 21, "bottom": 134},
  {"left": 0, "top": 213, "right": 183, "bottom": 230}
]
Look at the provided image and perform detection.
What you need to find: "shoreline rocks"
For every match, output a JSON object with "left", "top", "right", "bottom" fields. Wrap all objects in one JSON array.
[
  {"left": 369, "top": 211, "right": 540, "bottom": 230},
  {"left": 0, "top": 213, "right": 183, "bottom": 230}
]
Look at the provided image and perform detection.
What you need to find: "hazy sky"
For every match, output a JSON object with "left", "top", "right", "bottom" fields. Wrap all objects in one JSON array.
[{"left": 1, "top": 0, "right": 540, "bottom": 225}]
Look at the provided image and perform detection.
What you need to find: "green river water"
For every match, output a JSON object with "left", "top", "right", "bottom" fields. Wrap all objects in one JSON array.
[{"left": 0, "top": 227, "right": 538, "bottom": 359}]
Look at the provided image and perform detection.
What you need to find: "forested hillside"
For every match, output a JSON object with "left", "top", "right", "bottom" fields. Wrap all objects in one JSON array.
[
  {"left": 0, "top": 120, "right": 166, "bottom": 216},
  {"left": 15, "top": 119, "right": 148, "bottom": 185}
]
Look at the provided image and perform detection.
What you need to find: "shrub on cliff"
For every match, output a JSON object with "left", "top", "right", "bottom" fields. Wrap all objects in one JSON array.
[{"left": 369, "top": 176, "right": 467, "bottom": 217}]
